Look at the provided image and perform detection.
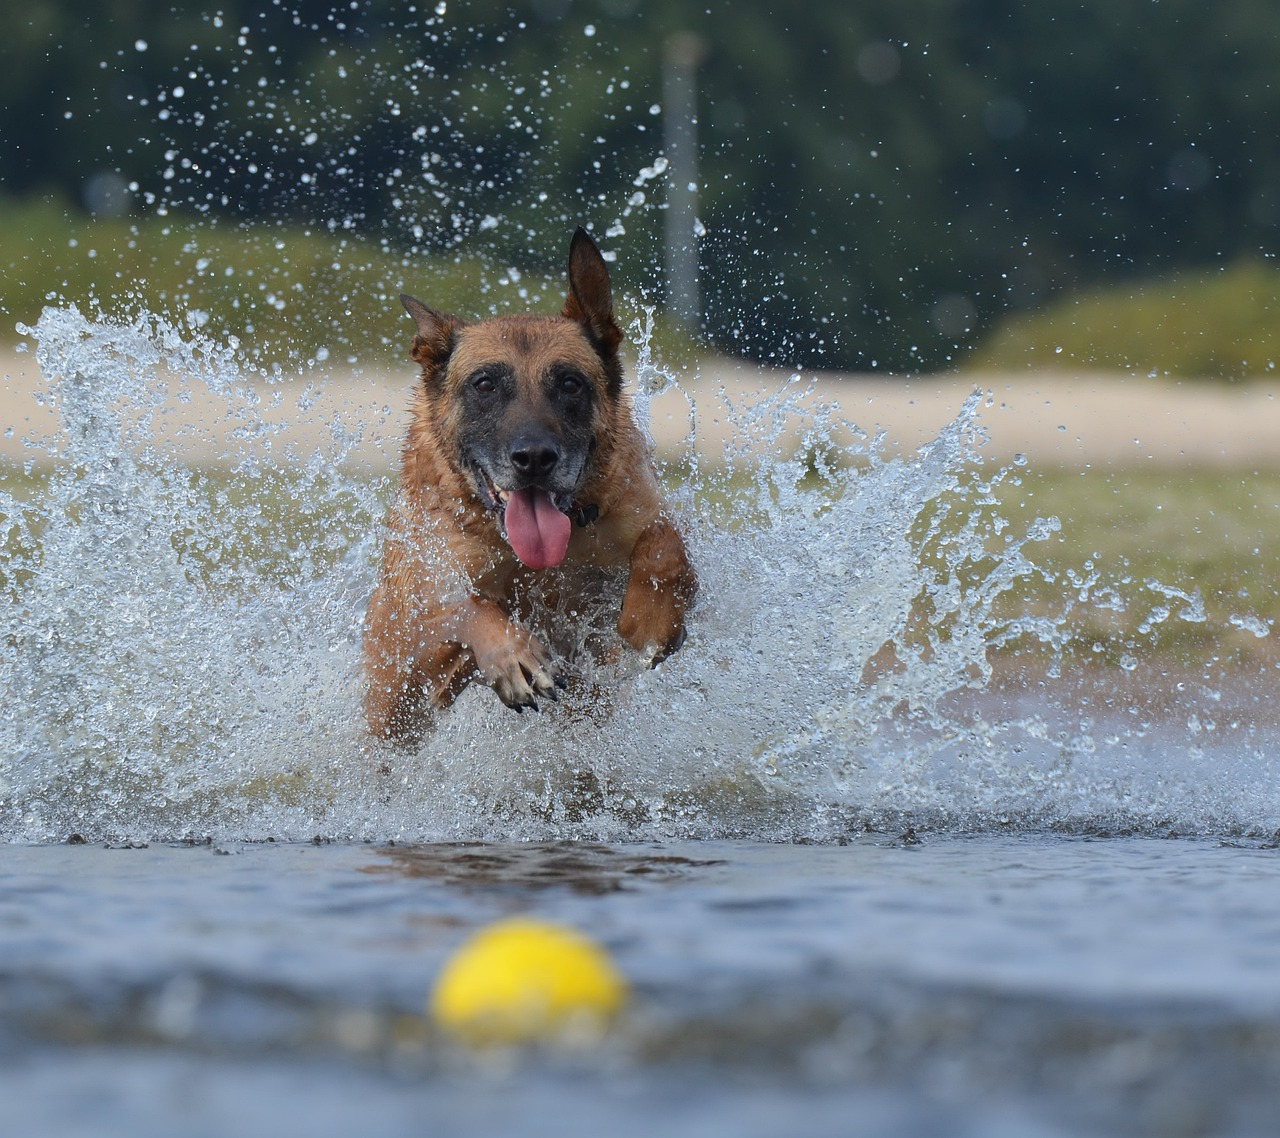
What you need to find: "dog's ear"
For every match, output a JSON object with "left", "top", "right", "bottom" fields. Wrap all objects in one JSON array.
[
  {"left": 400, "top": 294, "right": 463, "bottom": 374},
  {"left": 562, "top": 228, "right": 623, "bottom": 366}
]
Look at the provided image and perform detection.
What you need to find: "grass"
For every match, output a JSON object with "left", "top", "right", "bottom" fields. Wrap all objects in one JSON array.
[
  {"left": 0, "top": 195, "right": 703, "bottom": 368},
  {"left": 986, "top": 466, "right": 1280, "bottom": 671},
  {"left": 969, "top": 260, "right": 1280, "bottom": 382}
]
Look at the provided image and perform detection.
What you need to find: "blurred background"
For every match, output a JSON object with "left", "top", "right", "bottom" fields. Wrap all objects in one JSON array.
[{"left": 1, "top": 0, "right": 1278, "bottom": 376}]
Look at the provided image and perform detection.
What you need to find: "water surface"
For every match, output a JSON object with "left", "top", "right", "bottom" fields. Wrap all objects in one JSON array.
[{"left": 5, "top": 836, "right": 1280, "bottom": 1138}]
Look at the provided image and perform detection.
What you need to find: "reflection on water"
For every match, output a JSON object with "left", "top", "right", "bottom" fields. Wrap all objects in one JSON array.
[{"left": 367, "top": 841, "right": 724, "bottom": 895}]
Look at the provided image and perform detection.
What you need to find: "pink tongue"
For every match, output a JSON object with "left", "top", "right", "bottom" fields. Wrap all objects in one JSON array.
[{"left": 504, "top": 487, "right": 572, "bottom": 569}]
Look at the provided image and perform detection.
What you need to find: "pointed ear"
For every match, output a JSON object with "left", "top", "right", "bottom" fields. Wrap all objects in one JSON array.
[
  {"left": 400, "top": 294, "right": 463, "bottom": 374},
  {"left": 561, "top": 228, "right": 623, "bottom": 363}
]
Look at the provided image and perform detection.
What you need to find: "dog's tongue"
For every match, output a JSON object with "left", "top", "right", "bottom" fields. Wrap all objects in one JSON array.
[{"left": 504, "top": 487, "right": 572, "bottom": 569}]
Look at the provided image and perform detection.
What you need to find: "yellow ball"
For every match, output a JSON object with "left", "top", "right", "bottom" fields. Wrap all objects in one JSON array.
[{"left": 430, "top": 917, "right": 628, "bottom": 1046}]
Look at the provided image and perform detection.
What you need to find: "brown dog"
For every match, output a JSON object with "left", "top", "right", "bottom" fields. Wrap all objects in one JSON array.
[{"left": 363, "top": 228, "right": 696, "bottom": 741}]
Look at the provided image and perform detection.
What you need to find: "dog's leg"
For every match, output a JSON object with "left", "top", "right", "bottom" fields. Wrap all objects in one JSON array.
[
  {"left": 364, "top": 584, "right": 566, "bottom": 737},
  {"left": 617, "top": 517, "right": 697, "bottom": 664},
  {"left": 455, "top": 596, "right": 566, "bottom": 711},
  {"left": 362, "top": 580, "right": 431, "bottom": 741}
]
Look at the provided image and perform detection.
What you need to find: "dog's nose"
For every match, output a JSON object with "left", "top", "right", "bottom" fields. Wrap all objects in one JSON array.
[{"left": 508, "top": 437, "right": 560, "bottom": 479}]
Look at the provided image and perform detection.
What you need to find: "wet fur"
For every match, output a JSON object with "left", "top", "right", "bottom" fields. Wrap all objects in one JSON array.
[{"left": 363, "top": 229, "right": 696, "bottom": 742}]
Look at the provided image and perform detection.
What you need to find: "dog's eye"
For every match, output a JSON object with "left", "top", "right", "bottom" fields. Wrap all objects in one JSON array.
[
  {"left": 558, "top": 373, "right": 584, "bottom": 396},
  {"left": 471, "top": 373, "right": 497, "bottom": 394}
]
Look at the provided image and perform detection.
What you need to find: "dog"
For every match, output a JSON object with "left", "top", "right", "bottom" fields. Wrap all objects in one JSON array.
[{"left": 363, "top": 228, "right": 696, "bottom": 741}]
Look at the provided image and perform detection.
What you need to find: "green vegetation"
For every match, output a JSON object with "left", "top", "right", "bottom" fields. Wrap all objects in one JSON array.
[
  {"left": 0, "top": 197, "right": 701, "bottom": 366},
  {"left": 988, "top": 467, "right": 1280, "bottom": 670},
  {"left": 0, "top": 197, "right": 701, "bottom": 367},
  {"left": 970, "top": 262, "right": 1280, "bottom": 382},
  {"left": 0, "top": 196, "right": 533, "bottom": 366}
]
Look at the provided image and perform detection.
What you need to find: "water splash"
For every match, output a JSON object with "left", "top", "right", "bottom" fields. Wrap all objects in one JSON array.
[
  {"left": 1, "top": 307, "right": 381, "bottom": 841},
  {"left": 2, "top": 306, "right": 1276, "bottom": 844}
]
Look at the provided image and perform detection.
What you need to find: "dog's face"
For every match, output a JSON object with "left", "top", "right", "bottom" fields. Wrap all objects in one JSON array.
[
  {"left": 445, "top": 317, "right": 602, "bottom": 568},
  {"left": 400, "top": 229, "right": 624, "bottom": 570}
]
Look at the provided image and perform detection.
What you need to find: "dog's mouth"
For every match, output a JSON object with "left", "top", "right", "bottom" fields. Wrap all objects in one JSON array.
[{"left": 473, "top": 466, "right": 575, "bottom": 570}]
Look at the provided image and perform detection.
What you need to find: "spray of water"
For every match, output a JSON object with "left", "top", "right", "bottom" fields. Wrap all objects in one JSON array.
[{"left": 4, "top": 301, "right": 1275, "bottom": 844}]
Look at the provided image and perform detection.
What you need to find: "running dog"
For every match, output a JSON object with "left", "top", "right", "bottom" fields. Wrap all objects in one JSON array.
[{"left": 363, "top": 228, "right": 696, "bottom": 741}]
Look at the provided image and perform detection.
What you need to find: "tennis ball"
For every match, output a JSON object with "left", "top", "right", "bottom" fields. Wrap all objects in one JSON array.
[{"left": 430, "top": 917, "right": 628, "bottom": 1046}]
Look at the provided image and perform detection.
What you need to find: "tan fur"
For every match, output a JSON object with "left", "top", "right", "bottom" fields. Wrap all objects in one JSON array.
[{"left": 363, "top": 229, "right": 696, "bottom": 742}]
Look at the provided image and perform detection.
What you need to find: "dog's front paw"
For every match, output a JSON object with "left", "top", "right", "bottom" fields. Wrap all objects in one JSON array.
[
  {"left": 617, "top": 516, "right": 696, "bottom": 668},
  {"left": 473, "top": 628, "right": 566, "bottom": 712},
  {"left": 617, "top": 588, "right": 689, "bottom": 667}
]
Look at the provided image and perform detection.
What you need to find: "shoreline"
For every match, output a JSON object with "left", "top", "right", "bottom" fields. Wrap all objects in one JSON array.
[{"left": 4, "top": 343, "right": 1280, "bottom": 470}]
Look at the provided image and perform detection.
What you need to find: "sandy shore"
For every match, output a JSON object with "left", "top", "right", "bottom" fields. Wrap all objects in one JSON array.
[{"left": 3, "top": 342, "right": 1279, "bottom": 471}]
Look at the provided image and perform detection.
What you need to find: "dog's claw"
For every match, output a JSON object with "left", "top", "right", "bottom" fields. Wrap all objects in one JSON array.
[
  {"left": 648, "top": 625, "right": 688, "bottom": 668},
  {"left": 481, "top": 631, "right": 564, "bottom": 714}
]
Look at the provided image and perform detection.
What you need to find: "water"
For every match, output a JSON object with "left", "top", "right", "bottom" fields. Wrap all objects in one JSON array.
[
  {"left": 5, "top": 307, "right": 1280, "bottom": 1135},
  {"left": 7, "top": 838, "right": 1280, "bottom": 1137}
]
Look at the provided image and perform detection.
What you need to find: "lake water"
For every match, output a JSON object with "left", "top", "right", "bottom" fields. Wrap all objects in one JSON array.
[
  {"left": 4, "top": 308, "right": 1280, "bottom": 1136},
  {"left": 7, "top": 836, "right": 1280, "bottom": 1138}
]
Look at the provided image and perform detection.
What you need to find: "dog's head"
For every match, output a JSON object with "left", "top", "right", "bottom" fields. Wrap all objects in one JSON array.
[{"left": 400, "top": 228, "right": 624, "bottom": 570}]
